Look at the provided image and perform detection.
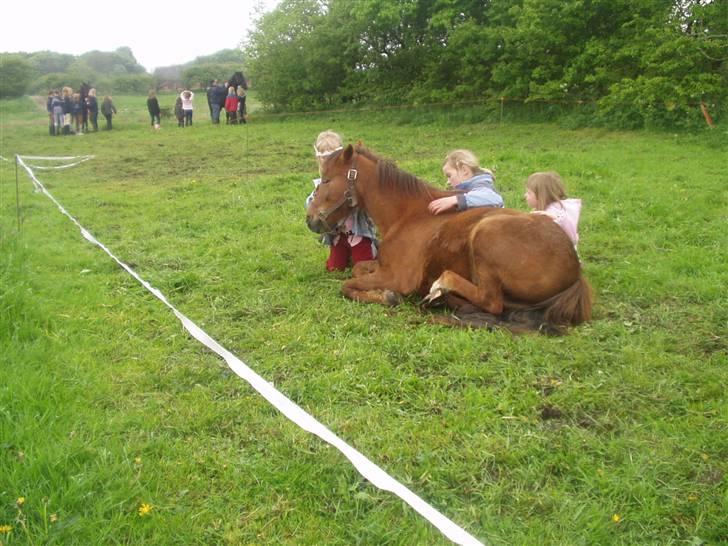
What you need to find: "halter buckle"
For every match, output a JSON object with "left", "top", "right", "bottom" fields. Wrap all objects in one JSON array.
[{"left": 347, "top": 168, "right": 358, "bottom": 181}]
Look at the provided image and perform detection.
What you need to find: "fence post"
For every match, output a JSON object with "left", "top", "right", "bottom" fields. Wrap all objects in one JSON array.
[
  {"left": 700, "top": 102, "right": 715, "bottom": 128},
  {"left": 15, "top": 155, "right": 21, "bottom": 232}
]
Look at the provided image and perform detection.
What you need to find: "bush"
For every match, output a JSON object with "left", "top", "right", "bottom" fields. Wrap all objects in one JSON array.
[
  {"left": 0, "top": 54, "right": 33, "bottom": 98},
  {"left": 29, "top": 73, "right": 79, "bottom": 94},
  {"left": 107, "top": 74, "right": 154, "bottom": 94},
  {"left": 596, "top": 74, "right": 725, "bottom": 130}
]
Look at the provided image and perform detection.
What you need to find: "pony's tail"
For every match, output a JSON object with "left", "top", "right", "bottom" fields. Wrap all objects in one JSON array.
[
  {"left": 430, "top": 275, "right": 593, "bottom": 335},
  {"left": 542, "top": 274, "right": 592, "bottom": 326}
]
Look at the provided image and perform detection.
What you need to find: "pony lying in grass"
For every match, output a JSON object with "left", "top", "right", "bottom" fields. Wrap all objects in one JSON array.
[{"left": 306, "top": 144, "right": 592, "bottom": 333}]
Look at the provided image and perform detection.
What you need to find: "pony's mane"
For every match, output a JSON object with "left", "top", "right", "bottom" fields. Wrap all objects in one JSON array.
[{"left": 354, "top": 145, "right": 434, "bottom": 198}]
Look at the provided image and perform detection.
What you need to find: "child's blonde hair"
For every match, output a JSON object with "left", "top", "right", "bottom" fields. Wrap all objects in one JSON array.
[
  {"left": 314, "top": 130, "right": 343, "bottom": 157},
  {"left": 526, "top": 172, "right": 567, "bottom": 211},
  {"left": 228, "top": 86, "right": 235, "bottom": 94},
  {"left": 148, "top": 90, "right": 156, "bottom": 98},
  {"left": 443, "top": 149, "right": 494, "bottom": 178},
  {"left": 314, "top": 131, "right": 344, "bottom": 175}
]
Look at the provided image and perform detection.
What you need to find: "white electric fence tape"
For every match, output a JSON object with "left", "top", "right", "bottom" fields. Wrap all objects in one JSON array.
[
  {"left": 22, "top": 155, "right": 95, "bottom": 170},
  {"left": 15, "top": 155, "right": 486, "bottom": 546}
]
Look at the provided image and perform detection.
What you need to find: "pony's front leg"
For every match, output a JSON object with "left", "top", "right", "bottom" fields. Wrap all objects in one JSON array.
[
  {"left": 342, "top": 271, "right": 404, "bottom": 306},
  {"left": 351, "top": 259, "right": 379, "bottom": 278},
  {"left": 425, "top": 270, "right": 504, "bottom": 315}
]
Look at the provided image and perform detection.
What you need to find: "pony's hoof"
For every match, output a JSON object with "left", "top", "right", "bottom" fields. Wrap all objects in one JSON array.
[
  {"left": 422, "top": 281, "right": 449, "bottom": 307},
  {"left": 422, "top": 289, "right": 444, "bottom": 307},
  {"left": 383, "top": 290, "right": 402, "bottom": 306}
]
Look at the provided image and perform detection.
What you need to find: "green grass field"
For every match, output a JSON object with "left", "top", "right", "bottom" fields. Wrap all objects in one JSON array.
[{"left": 1, "top": 94, "right": 726, "bottom": 545}]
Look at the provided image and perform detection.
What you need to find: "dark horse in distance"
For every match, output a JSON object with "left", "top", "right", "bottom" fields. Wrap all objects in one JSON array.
[
  {"left": 228, "top": 71, "right": 248, "bottom": 121},
  {"left": 79, "top": 82, "right": 91, "bottom": 131},
  {"left": 306, "top": 144, "right": 592, "bottom": 333}
]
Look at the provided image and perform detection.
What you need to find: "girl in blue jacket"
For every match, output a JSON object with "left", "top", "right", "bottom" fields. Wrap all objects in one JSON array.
[{"left": 428, "top": 149, "right": 504, "bottom": 214}]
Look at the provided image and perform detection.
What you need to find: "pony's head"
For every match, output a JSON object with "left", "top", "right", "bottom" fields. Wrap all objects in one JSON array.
[
  {"left": 306, "top": 144, "right": 359, "bottom": 234},
  {"left": 229, "top": 71, "right": 248, "bottom": 90}
]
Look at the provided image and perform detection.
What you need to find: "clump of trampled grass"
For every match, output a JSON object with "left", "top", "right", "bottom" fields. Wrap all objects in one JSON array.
[{"left": 1, "top": 95, "right": 726, "bottom": 545}]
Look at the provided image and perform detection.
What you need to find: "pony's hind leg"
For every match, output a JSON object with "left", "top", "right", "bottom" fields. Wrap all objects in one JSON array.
[{"left": 424, "top": 270, "right": 504, "bottom": 315}]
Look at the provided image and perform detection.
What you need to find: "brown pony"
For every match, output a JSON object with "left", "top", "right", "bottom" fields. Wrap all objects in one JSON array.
[{"left": 306, "top": 144, "right": 592, "bottom": 332}]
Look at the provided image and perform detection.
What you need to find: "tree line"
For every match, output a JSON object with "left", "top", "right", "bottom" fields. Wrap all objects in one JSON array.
[
  {"left": 0, "top": 48, "right": 245, "bottom": 99},
  {"left": 242, "top": 0, "right": 727, "bottom": 129},
  {"left": 2, "top": 0, "right": 725, "bottom": 129},
  {"left": 1, "top": 48, "right": 149, "bottom": 97}
]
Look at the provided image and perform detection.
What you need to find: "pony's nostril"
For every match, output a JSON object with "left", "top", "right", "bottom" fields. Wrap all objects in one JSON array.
[{"left": 306, "top": 216, "right": 322, "bottom": 233}]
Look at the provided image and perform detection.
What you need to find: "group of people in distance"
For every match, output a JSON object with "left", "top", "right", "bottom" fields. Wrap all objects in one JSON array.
[
  {"left": 47, "top": 86, "right": 116, "bottom": 135},
  {"left": 146, "top": 89, "right": 199, "bottom": 129},
  {"left": 47, "top": 81, "right": 248, "bottom": 134},
  {"left": 152, "top": 81, "right": 247, "bottom": 129},
  {"left": 306, "top": 130, "right": 582, "bottom": 272},
  {"left": 205, "top": 79, "right": 248, "bottom": 126}
]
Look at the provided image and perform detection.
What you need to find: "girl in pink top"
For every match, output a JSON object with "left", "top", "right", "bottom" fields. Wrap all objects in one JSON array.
[{"left": 524, "top": 171, "right": 581, "bottom": 247}]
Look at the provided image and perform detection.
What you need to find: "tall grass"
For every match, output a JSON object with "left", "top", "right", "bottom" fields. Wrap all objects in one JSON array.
[{"left": 0, "top": 95, "right": 726, "bottom": 545}]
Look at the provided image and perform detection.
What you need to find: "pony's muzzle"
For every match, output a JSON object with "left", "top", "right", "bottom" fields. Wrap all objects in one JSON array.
[{"left": 306, "top": 215, "right": 325, "bottom": 234}]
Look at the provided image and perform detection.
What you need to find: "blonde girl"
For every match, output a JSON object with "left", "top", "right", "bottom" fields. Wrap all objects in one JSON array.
[
  {"left": 313, "top": 131, "right": 343, "bottom": 171},
  {"left": 524, "top": 171, "right": 581, "bottom": 247},
  {"left": 428, "top": 149, "right": 503, "bottom": 214}
]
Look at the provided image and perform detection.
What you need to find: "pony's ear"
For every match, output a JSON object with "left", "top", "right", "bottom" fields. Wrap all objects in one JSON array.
[{"left": 342, "top": 144, "right": 354, "bottom": 162}]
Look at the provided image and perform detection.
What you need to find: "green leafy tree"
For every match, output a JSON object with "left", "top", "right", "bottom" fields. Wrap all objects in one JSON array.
[
  {"left": 27, "top": 51, "right": 75, "bottom": 74},
  {"left": 29, "top": 73, "right": 72, "bottom": 94},
  {"left": 189, "top": 49, "right": 245, "bottom": 65},
  {"left": 79, "top": 48, "right": 145, "bottom": 75},
  {"left": 109, "top": 73, "right": 154, "bottom": 94},
  {"left": 591, "top": 0, "right": 727, "bottom": 128},
  {"left": 239, "top": 0, "right": 726, "bottom": 127},
  {"left": 0, "top": 54, "right": 33, "bottom": 97},
  {"left": 414, "top": 0, "right": 513, "bottom": 102},
  {"left": 343, "top": 0, "right": 435, "bottom": 102},
  {"left": 244, "top": 0, "right": 331, "bottom": 109}
]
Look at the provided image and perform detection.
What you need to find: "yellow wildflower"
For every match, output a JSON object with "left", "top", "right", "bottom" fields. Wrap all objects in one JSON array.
[
  {"left": 134, "top": 457, "right": 142, "bottom": 465},
  {"left": 0, "top": 524, "right": 12, "bottom": 533},
  {"left": 612, "top": 513, "right": 621, "bottom": 523},
  {"left": 50, "top": 513, "right": 59, "bottom": 523},
  {"left": 16, "top": 497, "right": 25, "bottom": 507},
  {"left": 138, "top": 503, "right": 153, "bottom": 517}
]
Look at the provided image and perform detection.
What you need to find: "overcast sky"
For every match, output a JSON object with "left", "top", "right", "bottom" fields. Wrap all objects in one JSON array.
[{"left": 0, "top": 0, "right": 280, "bottom": 72}]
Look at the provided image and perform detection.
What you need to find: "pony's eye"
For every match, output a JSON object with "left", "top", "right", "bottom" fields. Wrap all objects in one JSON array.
[{"left": 320, "top": 178, "right": 331, "bottom": 185}]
